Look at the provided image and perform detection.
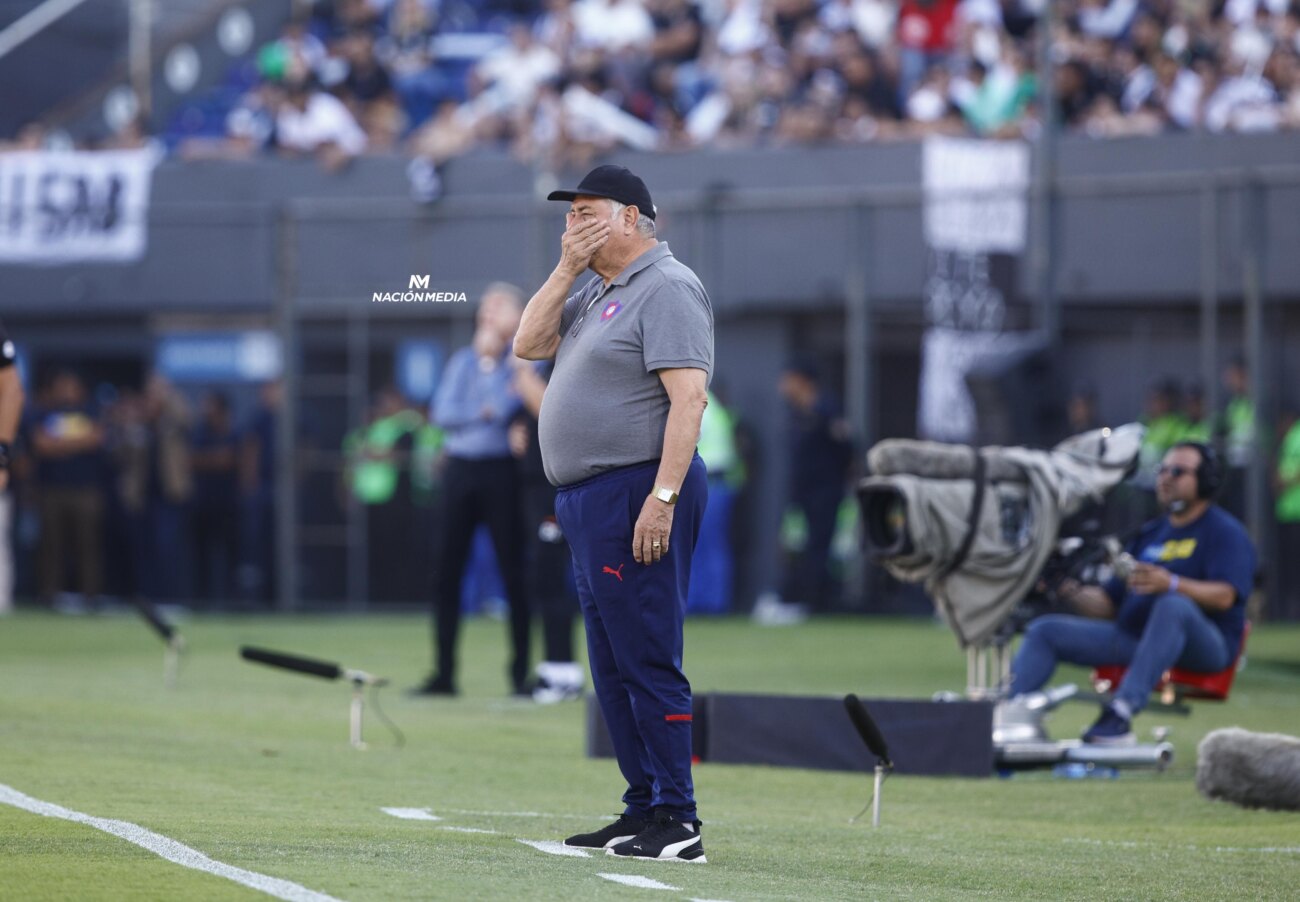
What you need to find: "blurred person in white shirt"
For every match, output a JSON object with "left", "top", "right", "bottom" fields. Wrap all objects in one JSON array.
[{"left": 277, "top": 76, "right": 368, "bottom": 168}]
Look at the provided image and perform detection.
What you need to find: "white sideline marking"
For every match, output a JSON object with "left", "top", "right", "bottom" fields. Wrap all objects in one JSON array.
[
  {"left": 516, "top": 839, "right": 590, "bottom": 858},
  {"left": 380, "top": 807, "right": 441, "bottom": 821},
  {"left": 597, "top": 873, "right": 679, "bottom": 891},
  {"left": 0, "top": 783, "right": 344, "bottom": 902},
  {"left": 1064, "top": 838, "right": 1300, "bottom": 855},
  {"left": 440, "top": 827, "right": 498, "bottom": 835},
  {"left": 442, "top": 808, "right": 598, "bottom": 820}
]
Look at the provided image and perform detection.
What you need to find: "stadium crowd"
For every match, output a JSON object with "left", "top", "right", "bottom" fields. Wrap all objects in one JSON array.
[
  {"left": 6, "top": 2, "right": 1298, "bottom": 170},
  {"left": 151, "top": 0, "right": 1300, "bottom": 171}
]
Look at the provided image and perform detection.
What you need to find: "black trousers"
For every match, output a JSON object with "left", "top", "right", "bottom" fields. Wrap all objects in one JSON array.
[
  {"left": 192, "top": 503, "right": 239, "bottom": 605},
  {"left": 432, "top": 456, "right": 530, "bottom": 689},
  {"left": 791, "top": 486, "right": 842, "bottom": 612},
  {"left": 523, "top": 481, "right": 577, "bottom": 663}
]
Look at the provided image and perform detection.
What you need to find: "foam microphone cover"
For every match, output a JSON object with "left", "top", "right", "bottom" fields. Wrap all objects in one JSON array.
[
  {"left": 240, "top": 646, "right": 342, "bottom": 681},
  {"left": 844, "top": 694, "right": 892, "bottom": 767},
  {"left": 1196, "top": 727, "right": 1300, "bottom": 811}
]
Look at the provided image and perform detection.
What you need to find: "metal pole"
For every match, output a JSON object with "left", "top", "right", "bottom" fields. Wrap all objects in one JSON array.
[
  {"left": 871, "top": 765, "right": 884, "bottom": 827},
  {"left": 844, "top": 204, "right": 871, "bottom": 608},
  {"left": 0, "top": 0, "right": 95, "bottom": 61},
  {"left": 346, "top": 301, "right": 369, "bottom": 611},
  {"left": 128, "top": 0, "right": 152, "bottom": 119},
  {"left": 350, "top": 685, "right": 366, "bottom": 749},
  {"left": 1241, "top": 179, "right": 1270, "bottom": 584},
  {"left": 1032, "top": 0, "right": 1059, "bottom": 349},
  {"left": 274, "top": 206, "right": 301, "bottom": 610},
  {"left": 1199, "top": 185, "right": 1219, "bottom": 423}
]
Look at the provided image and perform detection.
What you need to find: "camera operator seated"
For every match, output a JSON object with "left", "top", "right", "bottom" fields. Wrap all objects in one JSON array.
[{"left": 1008, "top": 442, "right": 1256, "bottom": 745}]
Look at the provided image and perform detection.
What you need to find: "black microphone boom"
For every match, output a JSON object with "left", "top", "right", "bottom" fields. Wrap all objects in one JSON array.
[
  {"left": 241, "top": 646, "right": 343, "bottom": 681},
  {"left": 844, "top": 694, "right": 892, "bottom": 768},
  {"left": 132, "top": 597, "right": 177, "bottom": 642}
]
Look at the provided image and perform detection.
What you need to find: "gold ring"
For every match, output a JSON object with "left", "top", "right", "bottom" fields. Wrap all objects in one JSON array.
[{"left": 652, "top": 541, "right": 662, "bottom": 548}]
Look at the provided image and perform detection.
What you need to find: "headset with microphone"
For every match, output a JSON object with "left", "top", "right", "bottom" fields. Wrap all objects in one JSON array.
[{"left": 1170, "top": 441, "right": 1222, "bottom": 500}]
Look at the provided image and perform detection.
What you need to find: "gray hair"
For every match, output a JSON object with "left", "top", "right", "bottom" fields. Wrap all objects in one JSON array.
[
  {"left": 608, "top": 199, "right": 656, "bottom": 238},
  {"left": 482, "top": 281, "right": 525, "bottom": 309}
]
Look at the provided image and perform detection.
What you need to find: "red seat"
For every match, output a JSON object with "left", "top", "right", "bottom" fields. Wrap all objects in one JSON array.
[{"left": 1092, "top": 622, "right": 1250, "bottom": 704}]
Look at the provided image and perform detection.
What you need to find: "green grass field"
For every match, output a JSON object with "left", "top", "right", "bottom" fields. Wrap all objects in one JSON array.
[{"left": 2, "top": 611, "right": 1298, "bottom": 901}]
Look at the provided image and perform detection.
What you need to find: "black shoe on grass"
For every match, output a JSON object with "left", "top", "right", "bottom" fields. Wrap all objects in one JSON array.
[
  {"left": 607, "top": 813, "right": 706, "bottom": 863},
  {"left": 564, "top": 814, "right": 648, "bottom": 849},
  {"left": 406, "top": 674, "right": 456, "bottom": 697}
]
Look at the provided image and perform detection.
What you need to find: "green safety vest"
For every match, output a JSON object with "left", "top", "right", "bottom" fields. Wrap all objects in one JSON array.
[
  {"left": 1225, "top": 396, "right": 1256, "bottom": 466},
  {"left": 1140, "top": 413, "right": 1190, "bottom": 472},
  {"left": 1180, "top": 418, "right": 1213, "bottom": 444},
  {"left": 1277, "top": 421, "right": 1300, "bottom": 523},
  {"left": 698, "top": 391, "right": 743, "bottom": 487},
  {"left": 344, "top": 410, "right": 423, "bottom": 505}
]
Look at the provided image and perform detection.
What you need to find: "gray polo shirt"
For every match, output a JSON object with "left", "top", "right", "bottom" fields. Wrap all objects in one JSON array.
[{"left": 538, "top": 242, "right": 714, "bottom": 487}]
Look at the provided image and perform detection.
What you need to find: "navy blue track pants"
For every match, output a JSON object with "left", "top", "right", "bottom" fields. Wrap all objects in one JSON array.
[{"left": 555, "top": 455, "right": 707, "bottom": 822}]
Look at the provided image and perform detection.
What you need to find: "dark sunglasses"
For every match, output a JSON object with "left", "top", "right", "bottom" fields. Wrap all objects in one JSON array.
[{"left": 1156, "top": 464, "right": 1193, "bottom": 478}]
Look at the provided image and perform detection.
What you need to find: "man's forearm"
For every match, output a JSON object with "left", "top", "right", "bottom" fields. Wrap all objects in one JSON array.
[
  {"left": 0, "top": 369, "right": 22, "bottom": 444},
  {"left": 654, "top": 396, "right": 706, "bottom": 494},
  {"left": 1176, "top": 577, "right": 1237, "bottom": 613},
  {"left": 515, "top": 268, "right": 577, "bottom": 360}
]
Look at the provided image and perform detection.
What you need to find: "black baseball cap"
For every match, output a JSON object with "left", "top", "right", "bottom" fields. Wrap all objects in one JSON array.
[{"left": 547, "top": 165, "right": 656, "bottom": 220}]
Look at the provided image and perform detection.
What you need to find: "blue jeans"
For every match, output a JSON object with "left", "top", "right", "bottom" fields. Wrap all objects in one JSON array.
[{"left": 1009, "top": 593, "right": 1232, "bottom": 714}]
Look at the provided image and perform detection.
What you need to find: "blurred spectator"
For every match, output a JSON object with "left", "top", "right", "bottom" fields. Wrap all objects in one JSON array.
[
  {"left": 954, "top": 43, "right": 1036, "bottom": 136},
  {"left": 1275, "top": 400, "right": 1300, "bottom": 620},
  {"left": 343, "top": 387, "right": 424, "bottom": 603},
  {"left": 473, "top": 24, "right": 562, "bottom": 114},
  {"left": 0, "top": 320, "right": 23, "bottom": 614},
  {"left": 257, "top": 17, "right": 327, "bottom": 84},
  {"left": 573, "top": 0, "right": 655, "bottom": 52},
  {"left": 1220, "top": 356, "right": 1256, "bottom": 518},
  {"left": 240, "top": 380, "right": 282, "bottom": 605},
  {"left": 337, "top": 29, "right": 408, "bottom": 149},
  {"left": 31, "top": 372, "right": 106, "bottom": 612},
  {"left": 103, "top": 115, "right": 156, "bottom": 151},
  {"left": 1137, "top": 376, "right": 1188, "bottom": 483},
  {"left": 413, "top": 284, "right": 530, "bottom": 696},
  {"left": 1066, "top": 381, "right": 1101, "bottom": 435},
  {"left": 1182, "top": 381, "right": 1213, "bottom": 443},
  {"left": 778, "top": 358, "right": 853, "bottom": 612},
  {"left": 116, "top": 375, "right": 193, "bottom": 604},
  {"left": 191, "top": 392, "right": 241, "bottom": 606},
  {"left": 380, "top": 0, "right": 451, "bottom": 126},
  {"left": 896, "top": 0, "right": 960, "bottom": 104},
  {"left": 0, "top": 122, "right": 48, "bottom": 151},
  {"left": 276, "top": 75, "right": 368, "bottom": 169}
]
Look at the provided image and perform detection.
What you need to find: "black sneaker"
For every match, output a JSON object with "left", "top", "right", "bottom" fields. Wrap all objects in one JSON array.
[
  {"left": 406, "top": 674, "right": 456, "bottom": 697},
  {"left": 1082, "top": 704, "right": 1135, "bottom": 745},
  {"left": 563, "top": 814, "right": 648, "bottom": 849},
  {"left": 607, "top": 813, "right": 706, "bottom": 863}
]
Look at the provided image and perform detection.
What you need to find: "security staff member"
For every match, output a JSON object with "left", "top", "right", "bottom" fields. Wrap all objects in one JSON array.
[{"left": 516, "top": 165, "right": 712, "bottom": 863}]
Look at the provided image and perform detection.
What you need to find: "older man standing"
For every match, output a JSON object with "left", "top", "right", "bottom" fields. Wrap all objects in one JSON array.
[{"left": 515, "top": 165, "right": 712, "bottom": 863}]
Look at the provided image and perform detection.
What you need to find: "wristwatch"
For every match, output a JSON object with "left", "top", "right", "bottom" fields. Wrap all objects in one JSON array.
[{"left": 653, "top": 485, "right": 678, "bottom": 505}]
